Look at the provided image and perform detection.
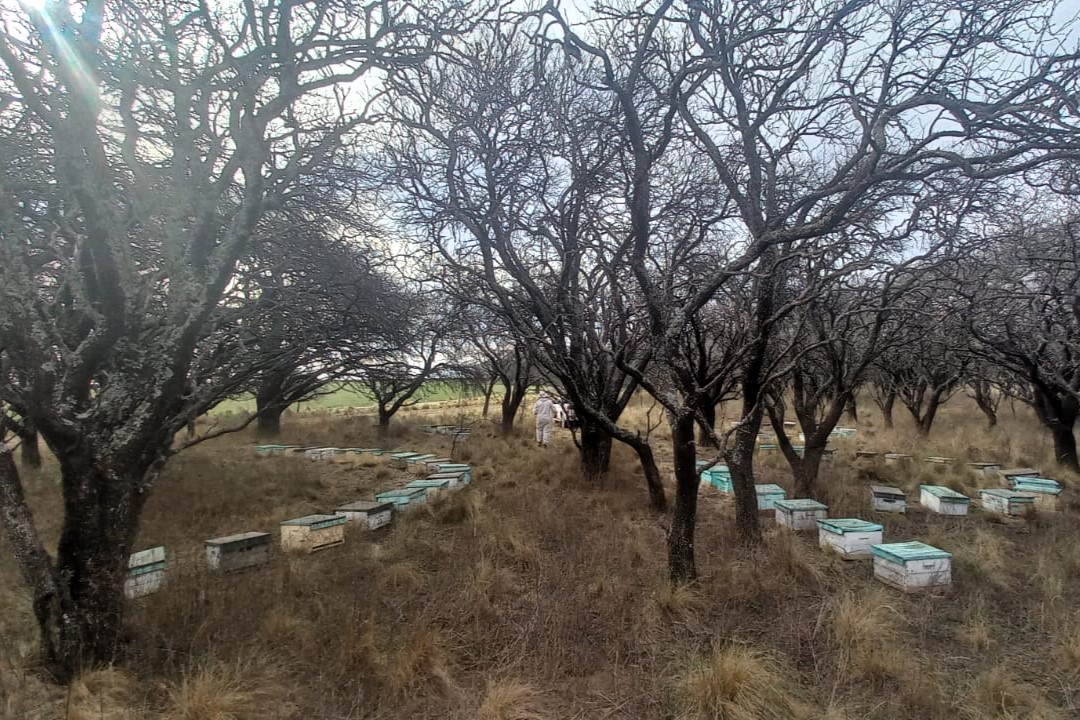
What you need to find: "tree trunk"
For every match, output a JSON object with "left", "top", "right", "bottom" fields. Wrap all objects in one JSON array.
[
  {"left": 624, "top": 436, "right": 667, "bottom": 511},
  {"left": 1050, "top": 422, "right": 1079, "bottom": 472},
  {"left": 916, "top": 392, "right": 944, "bottom": 437},
  {"left": 255, "top": 405, "right": 285, "bottom": 438},
  {"left": 579, "top": 420, "right": 612, "bottom": 480},
  {"left": 499, "top": 380, "right": 526, "bottom": 437},
  {"left": 972, "top": 385, "right": 998, "bottom": 429},
  {"left": 667, "top": 412, "right": 698, "bottom": 583},
  {"left": 696, "top": 400, "right": 717, "bottom": 446},
  {"left": 19, "top": 427, "right": 42, "bottom": 469},
  {"left": 481, "top": 376, "right": 497, "bottom": 418},
  {"left": 793, "top": 444, "right": 826, "bottom": 498},
  {"left": 844, "top": 393, "right": 858, "bottom": 423},
  {"left": 879, "top": 391, "right": 896, "bottom": 428},
  {"left": 725, "top": 409, "right": 763, "bottom": 547},
  {"left": 377, "top": 406, "right": 392, "bottom": 440},
  {"left": 1, "top": 447, "right": 147, "bottom": 682}
]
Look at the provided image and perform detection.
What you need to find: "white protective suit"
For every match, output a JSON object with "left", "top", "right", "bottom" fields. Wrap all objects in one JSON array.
[{"left": 534, "top": 394, "right": 555, "bottom": 446}]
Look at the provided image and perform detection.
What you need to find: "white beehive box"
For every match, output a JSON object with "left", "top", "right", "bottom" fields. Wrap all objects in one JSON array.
[
  {"left": 817, "top": 519, "right": 883, "bottom": 559},
  {"left": 872, "top": 541, "right": 952, "bottom": 592},
  {"left": 404, "top": 453, "right": 438, "bottom": 470},
  {"left": 870, "top": 484, "right": 906, "bottom": 513},
  {"left": 919, "top": 485, "right": 970, "bottom": 515},
  {"left": 967, "top": 462, "right": 1001, "bottom": 477},
  {"left": 884, "top": 453, "right": 913, "bottom": 464},
  {"left": 434, "top": 463, "right": 473, "bottom": 483},
  {"left": 755, "top": 483, "right": 787, "bottom": 510},
  {"left": 280, "top": 514, "right": 346, "bottom": 553},
  {"left": 375, "top": 487, "right": 428, "bottom": 510},
  {"left": 979, "top": 489, "right": 1035, "bottom": 517},
  {"left": 423, "top": 457, "right": 452, "bottom": 473},
  {"left": 406, "top": 477, "right": 453, "bottom": 497},
  {"left": 427, "top": 470, "right": 469, "bottom": 487},
  {"left": 304, "top": 447, "right": 343, "bottom": 461},
  {"left": 125, "top": 546, "right": 166, "bottom": 599},
  {"left": 1000, "top": 468, "right": 1040, "bottom": 481},
  {"left": 334, "top": 500, "right": 394, "bottom": 530},
  {"left": 205, "top": 531, "right": 272, "bottom": 572},
  {"left": 775, "top": 499, "right": 828, "bottom": 530},
  {"left": 856, "top": 451, "right": 879, "bottom": 459}
]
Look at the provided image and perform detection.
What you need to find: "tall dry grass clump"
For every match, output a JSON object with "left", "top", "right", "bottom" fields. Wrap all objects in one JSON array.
[
  {"left": 675, "top": 644, "right": 808, "bottom": 720},
  {"left": 161, "top": 658, "right": 289, "bottom": 720},
  {"left": 966, "top": 666, "right": 1062, "bottom": 720},
  {"left": 830, "top": 589, "right": 914, "bottom": 683},
  {"left": 476, "top": 680, "right": 547, "bottom": 720}
]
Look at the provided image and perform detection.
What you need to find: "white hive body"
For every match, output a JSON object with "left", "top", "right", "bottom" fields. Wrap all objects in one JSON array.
[
  {"left": 979, "top": 489, "right": 1035, "bottom": 517},
  {"left": 125, "top": 546, "right": 166, "bottom": 599},
  {"left": 967, "top": 462, "right": 1001, "bottom": 477},
  {"left": 884, "top": 453, "right": 912, "bottom": 465},
  {"left": 774, "top": 499, "right": 828, "bottom": 530},
  {"left": 919, "top": 485, "right": 970, "bottom": 516},
  {"left": 280, "top": 514, "right": 346, "bottom": 553},
  {"left": 334, "top": 501, "right": 394, "bottom": 530},
  {"left": 872, "top": 541, "right": 952, "bottom": 592},
  {"left": 205, "top": 531, "right": 272, "bottom": 572},
  {"left": 755, "top": 483, "right": 787, "bottom": 510},
  {"left": 818, "top": 519, "right": 883, "bottom": 559},
  {"left": 870, "top": 485, "right": 906, "bottom": 513}
]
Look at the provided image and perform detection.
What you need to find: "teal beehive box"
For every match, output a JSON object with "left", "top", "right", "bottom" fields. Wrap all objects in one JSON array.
[
  {"left": 389, "top": 452, "right": 424, "bottom": 469},
  {"left": 919, "top": 484, "right": 970, "bottom": 515},
  {"left": 872, "top": 541, "right": 952, "bottom": 592},
  {"left": 375, "top": 487, "right": 428, "bottom": 509},
  {"left": 435, "top": 463, "right": 472, "bottom": 482},
  {"left": 1010, "top": 477, "right": 1062, "bottom": 511},
  {"left": 755, "top": 483, "right": 787, "bottom": 510},
  {"left": 817, "top": 519, "right": 882, "bottom": 559},
  {"left": 831, "top": 427, "right": 857, "bottom": 438},
  {"left": 406, "top": 478, "right": 452, "bottom": 496},
  {"left": 759, "top": 444, "right": 778, "bottom": 453},
  {"left": 404, "top": 453, "right": 438, "bottom": 470},
  {"left": 701, "top": 466, "right": 733, "bottom": 493},
  {"left": 427, "top": 470, "right": 469, "bottom": 487}
]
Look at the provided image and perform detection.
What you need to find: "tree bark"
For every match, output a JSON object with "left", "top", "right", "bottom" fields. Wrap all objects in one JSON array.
[
  {"left": 255, "top": 373, "right": 289, "bottom": 438},
  {"left": 725, "top": 408, "right": 763, "bottom": 547},
  {"left": 481, "top": 376, "right": 497, "bottom": 418},
  {"left": 916, "top": 392, "right": 944, "bottom": 437},
  {"left": 881, "top": 391, "right": 895, "bottom": 428},
  {"left": 623, "top": 436, "right": 667, "bottom": 511},
  {"left": 19, "top": 426, "right": 42, "bottom": 469},
  {"left": 1, "top": 446, "right": 148, "bottom": 682},
  {"left": 377, "top": 406, "right": 392, "bottom": 440},
  {"left": 499, "top": 379, "right": 526, "bottom": 437},
  {"left": 844, "top": 393, "right": 858, "bottom": 423},
  {"left": 1032, "top": 388, "right": 1080, "bottom": 472},
  {"left": 579, "top": 420, "right": 612, "bottom": 479},
  {"left": 667, "top": 412, "right": 698, "bottom": 583},
  {"left": 971, "top": 384, "right": 998, "bottom": 429},
  {"left": 256, "top": 405, "right": 285, "bottom": 438},
  {"left": 696, "top": 400, "right": 717, "bottom": 446}
]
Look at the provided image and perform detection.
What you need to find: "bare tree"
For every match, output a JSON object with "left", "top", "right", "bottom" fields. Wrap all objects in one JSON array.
[{"left": 0, "top": 0, "right": 461, "bottom": 679}]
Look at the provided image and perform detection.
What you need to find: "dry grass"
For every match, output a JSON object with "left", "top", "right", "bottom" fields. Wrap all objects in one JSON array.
[
  {"left": 476, "top": 680, "right": 547, "bottom": 720},
  {"left": 2, "top": 396, "right": 1080, "bottom": 719},
  {"left": 675, "top": 644, "right": 808, "bottom": 720}
]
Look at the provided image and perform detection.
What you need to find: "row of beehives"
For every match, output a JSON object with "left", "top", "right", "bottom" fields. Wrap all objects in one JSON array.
[
  {"left": 699, "top": 462, "right": 1065, "bottom": 592},
  {"left": 123, "top": 448, "right": 473, "bottom": 599}
]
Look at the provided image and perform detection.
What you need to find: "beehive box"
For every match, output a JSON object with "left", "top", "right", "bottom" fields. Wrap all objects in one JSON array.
[
  {"left": 818, "top": 519, "right": 883, "bottom": 559},
  {"left": 884, "top": 453, "right": 913, "bottom": 464},
  {"left": 775, "top": 499, "right": 828, "bottom": 530},
  {"left": 856, "top": 451, "right": 879, "bottom": 459},
  {"left": 305, "top": 447, "right": 343, "bottom": 461},
  {"left": 872, "top": 541, "right": 952, "bottom": 592},
  {"left": 870, "top": 484, "right": 906, "bottom": 513},
  {"left": 700, "top": 466, "right": 733, "bottom": 493},
  {"left": 821, "top": 448, "right": 837, "bottom": 461},
  {"left": 388, "top": 452, "right": 423, "bottom": 469},
  {"left": 1000, "top": 468, "right": 1039, "bottom": 482},
  {"left": 335, "top": 500, "right": 394, "bottom": 530},
  {"left": 375, "top": 487, "right": 428, "bottom": 509},
  {"left": 404, "top": 453, "right": 438, "bottom": 469},
  {"left": 205, "top": 531, "right": 272, "bottom": 572},
  {"left": 791, "top": 445, "right": 805, "bottom": 456},
  {"left": 979, "top": 489, "right": 1035, "bottom": 517},
  {"left": 924, "top": 456, "right": 955, "bottom": 465},
  {"left": 125, "top": 546, "right": 166, "bottom": 599},
  {"left": 755, "top": 483, "right": 787, "bottom": 510},
  {"left": 427, "top": 470, "right": 469, "bottom": 487},
  {"left": 967, "top": 461, "right": 1001, "bottom": 477},
  {"left": 255, "top": 444, "right": 295, "bottom": 457},
  {"left": 434, "top": 463, "right": 473, "bottom": 483},
  {"left": 758, "top": 444, "right": 778, "bottom": 453},
  {"left": 1009, "top": 477, "right": 1063, "bottom": 511},
  {"left": 279, "top": 514, "right": 346, "bottom": 553},
  {"left": 832, "top": 427, "right": 857, "bottom": 438},
  {"left": 424, "top": 457, "right": 452, "bottom": 473},
  {"left": 919, "top": 485, "right": 970, "bottom": 515},
  {"left": 783, "top": 421, "right": 797, "bottom": 429},
  {"left": 406, "top": 478, "right": 453, "bottom": 497}
]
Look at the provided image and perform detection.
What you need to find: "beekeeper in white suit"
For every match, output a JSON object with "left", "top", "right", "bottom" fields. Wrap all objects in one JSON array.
[{"left": 534, "top": 391, "right": 555, "bottom": 447}]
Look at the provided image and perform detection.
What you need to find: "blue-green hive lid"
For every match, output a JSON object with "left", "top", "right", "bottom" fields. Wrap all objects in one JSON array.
[
  {"left": 817, "top": 518, "right": 882, "bottom": 534},
  {"left": 755, "top": 483, "right": 786, "bottom": 495},
  {"left": 775, "top": 498, "right": 827, "bottom": 512},
  {"left": 981, "top": 488, "right": 1035, "bottom": 502},
  {"left": 280, "top": 514, "right": 345, "bottom": 528},
  {"left": 406, "top": 478, "right": 451, "bottom": 489},
  {"left": 376, "top": 488, "right": 426, "bottom": 500},
  {"left": 920, "top": 484, "right": 969, "bottom": 501},
  {"left": 871, "top": 541, "right": 951, "bottom": 563},
  {"left": 406, "top": 454, "right": 438, "bottom": 462},
  {"left": 1013, "top": 477, "right": 1062, "bottom": 495},
  {"left": 759, "top": 444, "right": 778, "bottom": 450},
  {"left": 437, "top": 463, "right": 471, "bottom": 471},
  {"left": 390, "top": 452, "right": 422, "bottom": 460}
]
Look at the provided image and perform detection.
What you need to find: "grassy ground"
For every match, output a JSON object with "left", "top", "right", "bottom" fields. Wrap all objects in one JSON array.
[
  {"left": 2, "top": 396, "right": 1080, "bottom": 718},
  {"left": 211, "top": 381, "right": 484, "bottom": 415}
]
